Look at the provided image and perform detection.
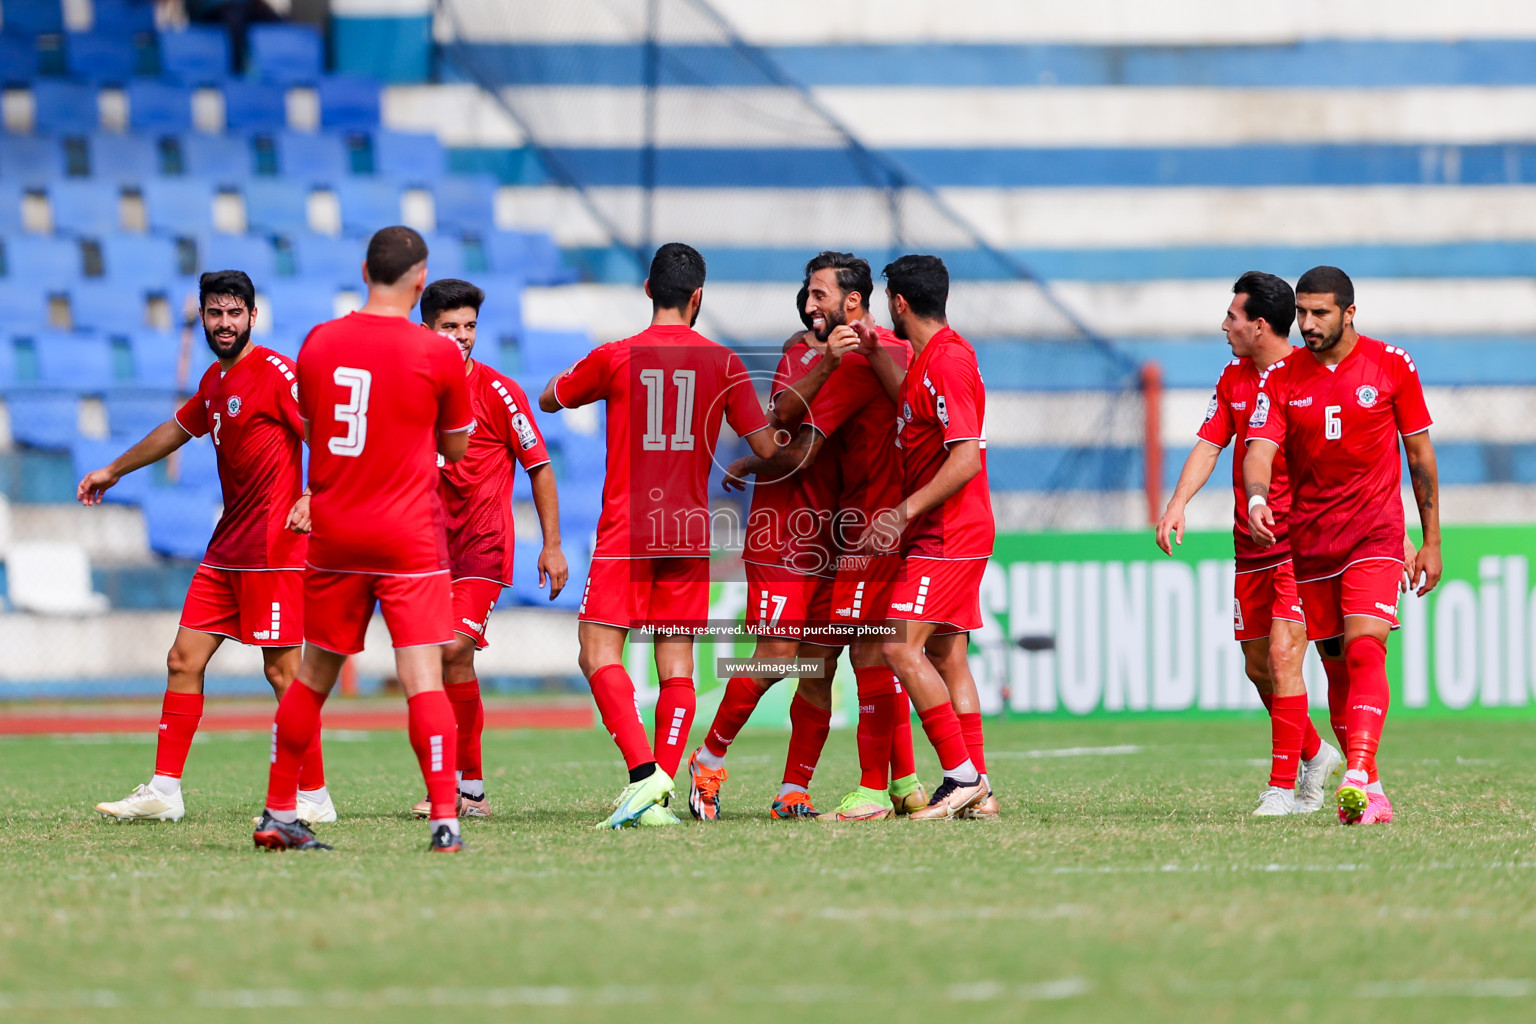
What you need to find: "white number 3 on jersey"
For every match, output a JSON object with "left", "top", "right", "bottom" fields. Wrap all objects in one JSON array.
[{"left": 329, "top": 367, "right": 372, "bottom": 457}]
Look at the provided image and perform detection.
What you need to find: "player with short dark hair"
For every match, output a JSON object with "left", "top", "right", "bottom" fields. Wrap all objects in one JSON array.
[
  {"left": 538, "top": 242, "right": 781, "bottom": 828},
  {"left": 405, "top": 278, "right": 567, "bottom": 820},
  {"left": 87, "top": 270, "right": 328, "bottom": 824},
  {"left": 1157, "top": 271, "right": 1343, "bottom": 816},
  {"left": 1245, "top": 265, "right": 1442, "bottom": 825},
  {"left": 254, "top": 226, "right": 476, "bottom": 852}
]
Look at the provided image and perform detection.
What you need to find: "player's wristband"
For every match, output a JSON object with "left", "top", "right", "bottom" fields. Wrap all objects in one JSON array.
[{"left": 1247, "top": 494, "right": 1268, "bottom": 512}]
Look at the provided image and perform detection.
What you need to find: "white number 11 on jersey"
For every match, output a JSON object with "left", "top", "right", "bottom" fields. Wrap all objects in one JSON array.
[
  {"left": 640, "top": 368, "right": 697, "bottom": 451},
  {"left": 329, "top": 366, "right": 372, "bottom": 457}
]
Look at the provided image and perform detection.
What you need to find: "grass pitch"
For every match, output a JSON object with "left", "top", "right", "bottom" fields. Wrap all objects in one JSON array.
[{"left": 2, "top": 714, "right": 1535, "bottom": 1023}]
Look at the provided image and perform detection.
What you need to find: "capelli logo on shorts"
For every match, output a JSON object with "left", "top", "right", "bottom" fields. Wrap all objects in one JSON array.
[{"left": 890, "top": 601, "right": 915, "bottom": 612}]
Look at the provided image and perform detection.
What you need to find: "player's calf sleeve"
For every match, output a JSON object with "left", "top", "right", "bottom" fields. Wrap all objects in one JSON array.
[
  {"left": 1267, "top": 693, "right": 1309, "bottom": 789},
  {"left": 407, "top": 690, "right": 458, "bottom": 822},
  {"left": 1343, "top": 636, "right": 1391, "bottom": 776},
  {"left": 957, "top": 711, "right": 987, "bottom": 775},
  {"left": 444, "top": 679, "right": 484, "bottom": 780},
  {"left": 265, "top": 683, "right": 325, "bottom": 813},
  {"left": 916, "top": 703, "right": 971, "bottom": 774},
  {"left": 297, "top": 723, "right": 326, "bottom": 791},
  {"left": 1259, "top": 688, "right": 1322, "bottom": 765},
  {"left": 154, "top": 691, "right": 203, "bottom": 780},
  {"left": 652, "top": 676, "right": 696, "bottom": 778},
  {"left": 703, "top": 676, "right": 771, "bottom": 759},
  {"left": 782, "top": 692, "right": 831, "bottom": 789},
  {"left": 588, "top": 663, "right": 655, "bottom": 771},
  {"left": 1323, "top": 657, "right": 1350, "bottom": 754},
  {"left": 855, "top": 667, "right": 898, "bottom": 791},
  {"left": 890, "top": 684, "right": 917, "bottom": 780}
]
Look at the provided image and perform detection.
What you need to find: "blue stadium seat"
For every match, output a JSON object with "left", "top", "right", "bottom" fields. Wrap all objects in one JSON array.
[
  {"left": 263, "top": 279, "right": 336, "bottom": 336},
  {"left": 158, "top": 28, "right": 229, "bottom": 85},
  {"left": 432, "top": 175, "right": 497, "bottom": 235},
  {"left": 0, "top": 136, "right": 63, "bottom": 187},
  {"left": 49, "top": 181, "right": 120, "bottom": 235},
  {"left": 291, "top": 234, "right": 363, "bottom": 284},
  {"left": 222, "top": 79, "right": 287, "bottom": 133},
  {"left": 3, "top": 235, "right": 81, "bottom": 282},
  {"left": 242, "top": 179, "right": 311, "bottom": 235},
  {"left": 485, "top": 230, "right": 571, "bottom": 285},
  {"left": 142, "top": 485, "right": 219, "bottom": 559},
  {"left": 65, "top": 33, "right": 136, "bottom": 84},
  {"left": 180, "top": 134, "right": 253, "bottom": 182},
  {"left": 519, "top": 329, "right": 594, "bottom": 381},
  {"left": 0, "top": 183, "right": 19, "bottom": 234},
  {"left": 0, "top": 283, "right": 51, "bottom": 331},
  {"left": 335, "top": 177, "right": 401, "bottom": 236},
  {"left": 372, "top": 130, "right": 447, "bottom": 182},
  {"left": 127, "top": 330, "right": 182, "bottom": 389},
  {"left": 89, "top": 133, "right": 160, "bottom": 184},
  {"left": 72, "top": 438, "right": 151, "bottom": 504},
  {"left": 34, "top": 331, "right": 115, "bottom": 391},
  {"left": 469, "top": 272, "right": 524, "bottom": 333},
  {"left": 126, "top": 80, "right": 194, "bottom": 133},
  {"left": 92, "top": 0, "right": 157, "bottom": 35},
  {"left": 198, "top": 232, "right": 277, "bottom": 279},
  {"left": 7, "top": 392, "right": 79, "bottom": 449},
  {"left": 68, "top": 279, "right": 151, "bottom": 332},
  {"left": 0, "top": 36, "right": 40, "bottom": 85},
  {"left": 33, "top": 81, "right": 100, "bottom": 134},
  {"left": 100, "top": 234, "right": 179, "bottom": 287},
  {"left": 141, "top": 177, "right": 215, "bottom": 234},
  {"left": 262, "top": 333, "right": 302, "bottom": 359},
  {"left": 105, "top": 391, "right": 177, "bottom": 439},
  {"left": 274, "top": 131, "right": 348, "bottom": 184},
  {"left": 318, "top": 76, "right": 381, "bottom": 130},
  {"left": 3, "top": 1, "right": 64, "bottom": 35},
  {"left": 0, "top": 334, "right": 20, "bottom": 388},
  {"left": 175, "top": 436, "right": 219, "bottom": 488},
  {"left": 249, "top": 24, "right": 324, "bottom": 85},
  {"left": 420, "top": 234, "right": 467, "bottom": 278}
]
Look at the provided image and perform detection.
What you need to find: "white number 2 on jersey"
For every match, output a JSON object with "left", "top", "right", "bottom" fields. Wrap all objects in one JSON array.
[
  {"left": 1324, "top": 404, "right": 1342, "bottom": 440},
  {"left": 640, "top": 368, "right": 697, "bottom": 451},
  {"left": 329, "top": 367, "right": 372, "bottom": 457}
]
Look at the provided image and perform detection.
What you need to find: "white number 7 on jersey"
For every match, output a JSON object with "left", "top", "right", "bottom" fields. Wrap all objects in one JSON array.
[{"left": 329, "top": 367, "right": 372, "bottom": 457}]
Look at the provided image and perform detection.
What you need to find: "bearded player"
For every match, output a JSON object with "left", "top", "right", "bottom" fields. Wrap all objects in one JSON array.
[
  {"left": 1245, "top": 265, "right": 1441, "bottom": 825},
  {"left": 404, "top": 278, "right": 568, "bottom": 819},
  {"left": 254, "top": 226, "right": 474, "bottom": 852},
  {"left": 87, "top": 270, "right": 329, "bottom": 825},
  {"left": 539, "top": 243, "right": 779, "bottom": 829},
  {"left": 1157, "top": 271, "right": 1343, "bottom": 815}
]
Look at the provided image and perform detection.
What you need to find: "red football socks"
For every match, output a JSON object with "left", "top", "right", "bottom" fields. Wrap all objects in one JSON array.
[
  {"left": 917, "top": 702, "right": 971, "bottom": 773},
  {"left": 1344, "top": 636, "right": 1391, "bottom": 777},
  {"left": 782, "top": 692, "right": 831, "bottom": 789},
  {"left": 298, "top": 726, "right": 326, "bottom": 791},
  {"left": 703, "top": 676, "right": 770, "bottom": 759},
  {"left": 444, "top": 679, "right": 484, "bottom": 782},
  {"left": 264, "top": 682, "right": 325, "bottom": 813},
  {"left": 1323, "top": 657, "right": 1351, "bottom": 755},
  {"left": 407, "top": 690, "right": 459, "bottom": 821},
  {"left": 855, "top": 667, "right": 898, "bottom": 790},
  {"left": 1266, "top": 693, "right": 1309, "bottom": 788},
  {"left": 153, "top": 691, "right": 203, "bottom": 779},
  {"left": 588, "top": 663, "right": 655, "bottom": 771},
  {"left": 890, "top": 684, "right": 917, "bottom": 779},
  {"left": 957, "top": 711, "right": 987, "bottom": 775},
  {"left": 653, "top": 676, "right": 695, "bottom": 778}
]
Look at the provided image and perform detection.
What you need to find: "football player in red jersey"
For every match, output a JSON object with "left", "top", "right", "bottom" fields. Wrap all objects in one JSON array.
[
  {"left": 84, "top": 271, "right": 328, "bottom": 825},
  {"left": 1157, "top": 271, "right": 1343, "bottom": 816},
  {"left": 254, "top": 227, "right": 475, "bottom": 853},
  {"left": 401, "top": 278, "right": 567, "bottom": 820},
  {"left": 855, "top": 254, "right": 995, "bottom": 821},
  {"left": 1245, "top": 265, "right": 1442, "bottom": 825},
  {"left": 539, "top": 243, "right": 779, "bottom": 829}
]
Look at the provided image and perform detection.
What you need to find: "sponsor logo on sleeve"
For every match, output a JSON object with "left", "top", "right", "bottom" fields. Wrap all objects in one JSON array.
[
  {"left": 1204, "top": 393, "right": 1219, "bottom": 422},
  {"left": 1247, "top": 391, "right": 1270, "bottom": 428},
  {"left": 512, "top": 412, "right": 539, "bottom": 450},
  {"left": 1356, "top": 385, "right": 1379, "bottom": 408},
  {"left": 935, "top": 394, "right": 949, "bottom": 426}
]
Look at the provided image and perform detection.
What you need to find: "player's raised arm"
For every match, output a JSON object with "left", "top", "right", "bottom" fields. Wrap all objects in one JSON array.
[
  {"left": 1402, "top": 431, "right": 1441, "bottom": 596},
  {"left": 850, "top": 319, "right": 904, "bottom": 402},
  {"left": 1242, "top": 438, "right": 1279, "bottom": 547},
  {"left": 1157, "top": 441, "right": 1221, "bottom": 555},
  {"left": 77, "top": 419, "right": 192, "bottom": 506},
  {"left": 771, "top": 324, "right": 858, "bottom": 425}
]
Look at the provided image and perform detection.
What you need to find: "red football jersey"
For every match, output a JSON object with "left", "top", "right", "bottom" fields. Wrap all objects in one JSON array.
[
  {"left": 297, "top": 312, "right": 474, "bottom": 575},
  {"left": 1246, "top": 335, "right": 1432, "bottom": 580},
  {"left": 175, "top": 345, "right": 306, "bottom": 570},
  {"left": 439, "top": 359, "right": 550, "bottom": 584},
  {"left": 1195, "top": 354, "right": 1295, "bottom": 570},
  {"left": 894, "top": 327, "right": 994, "bottom": 559},
  {"left": 554, "top": 323, "right": 769, "bottom": 558}
]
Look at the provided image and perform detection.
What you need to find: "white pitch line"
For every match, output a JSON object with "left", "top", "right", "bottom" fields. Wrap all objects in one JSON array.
[{"left": 987, "top": 744, "right": 1144, "bottom": 760}]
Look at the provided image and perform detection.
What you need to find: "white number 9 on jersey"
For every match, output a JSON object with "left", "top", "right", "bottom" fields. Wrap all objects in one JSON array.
[{"left": 329, "top": 367, "right": 372, "bottom": 457}]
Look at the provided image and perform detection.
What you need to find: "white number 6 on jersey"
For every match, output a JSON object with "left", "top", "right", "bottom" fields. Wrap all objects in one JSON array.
[
  {"left": 1324, "top": 404, "right": 1342, "bottom": 440},
  {"left": 329, "top": 367, "right": 372, "bottom": 457}
]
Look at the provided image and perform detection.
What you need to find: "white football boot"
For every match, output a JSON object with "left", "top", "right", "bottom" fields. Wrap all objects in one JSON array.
[
  {"left": 1294, "top": 742, "right": 1344, "bottom": 814},
  {"left": 96, "top": 783, "right": 185, "bottom": 822},
  {"left": 1252, "top": 786, "right": 1297, "bottom": 816}
]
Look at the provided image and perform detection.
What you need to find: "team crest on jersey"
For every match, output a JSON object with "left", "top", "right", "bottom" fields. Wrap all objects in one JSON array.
[
  {"left": 903, "top": 401, "right": 913, "bottom": 420},
  {"left": 1248, "top": 392, "right": 1270, "bottom": 427},
  {"left": 1204, "top": 393, "right": 1218, "bottom": 422},
  {"left": 1356, "top": 385, "right": 1379, "bottom": 408},
  {"left": 226, "top": 396, "right": 242, "bottom": 416},
  {"left": 512, "top": 412, "right": 539, "bottom": 450}
]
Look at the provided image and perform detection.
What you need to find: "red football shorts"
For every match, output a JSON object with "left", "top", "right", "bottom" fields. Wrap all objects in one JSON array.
[
  {"left": 1232, "top": 560, "right": 1304, "bottom": 642},
  {"left": 180, "top": 565, "right": 304, "bottom": 647},
  {"left": 827, "top": 553, "right": 901, "bottom": 638},
  {"left": 451, "top": 577, "right": 504, "bottom": 650},
  {"left": 578, "top": 556, "right": 709, "bottom": 632},
  {"left": 743, "top": 561, "right": 819, "bottom": 639},
  {"left": 885, "top": 556, "right": 987, "bottom": 635},
  {"left": 1297, "top": 558, "right": 1405, "bottom": 641},
  {"left": 304, "top": 569, "right": 454, "bottom": 655}
]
